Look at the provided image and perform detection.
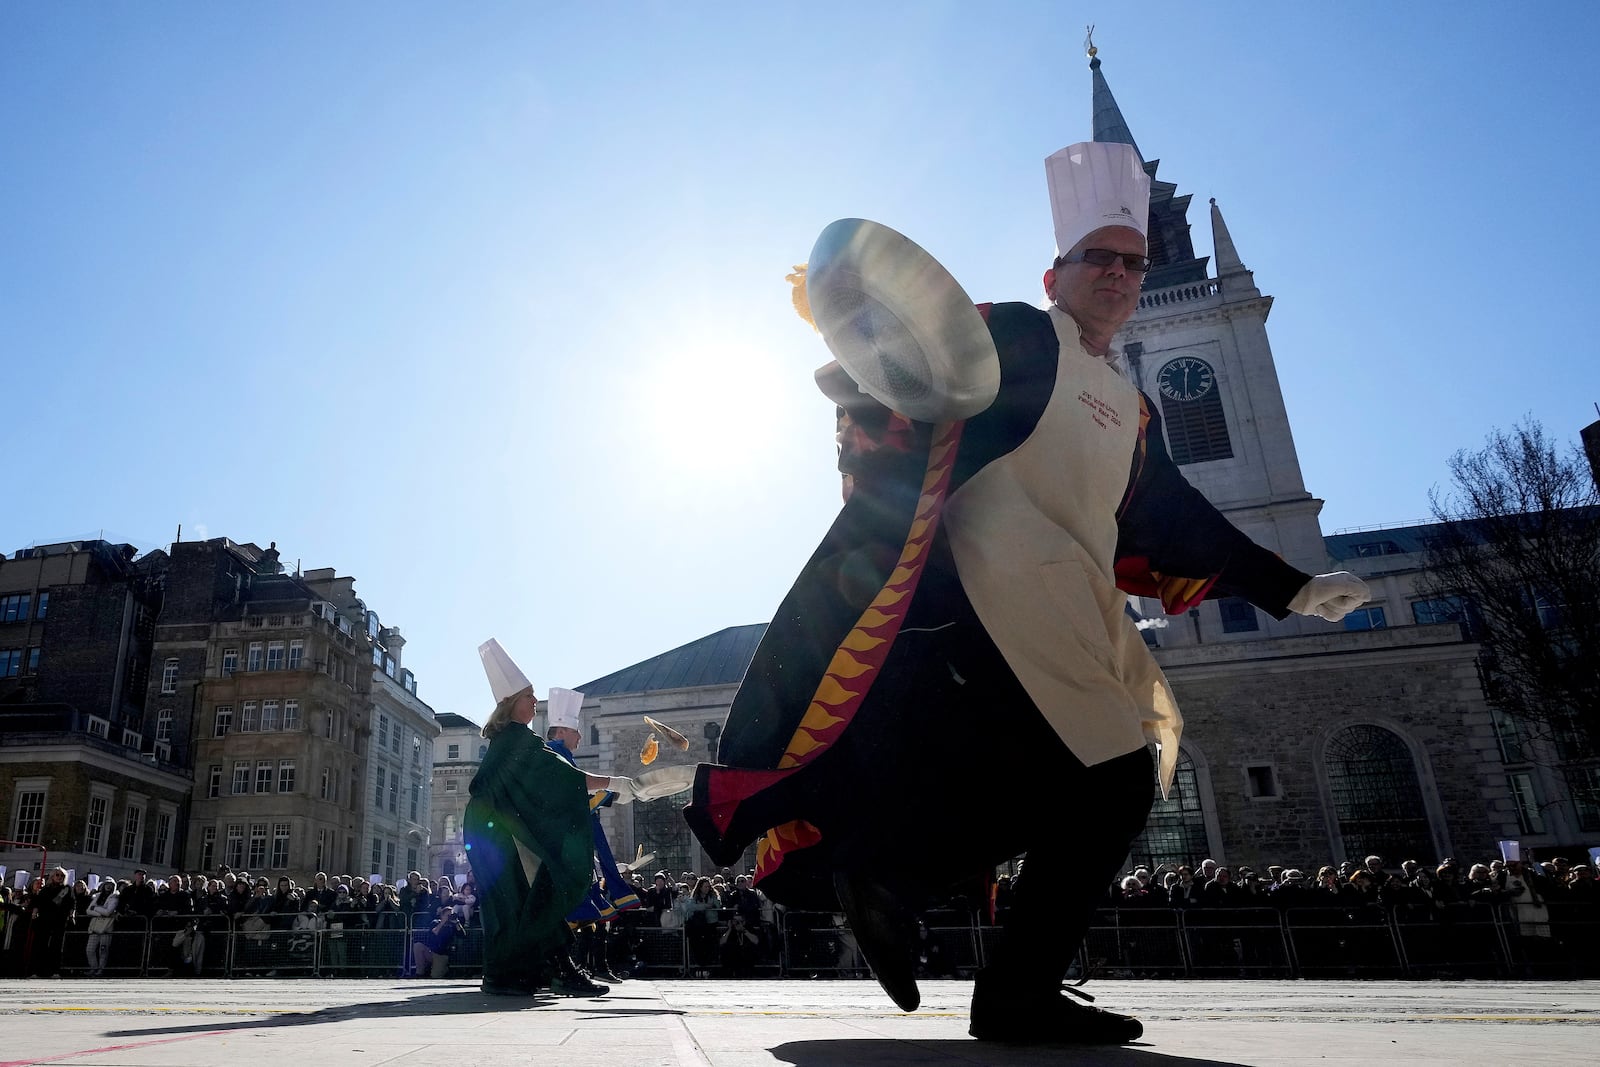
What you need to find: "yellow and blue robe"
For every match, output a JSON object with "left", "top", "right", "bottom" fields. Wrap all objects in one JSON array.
[{"left": 548, "top": 738, "right": 643, "bottom": 923}]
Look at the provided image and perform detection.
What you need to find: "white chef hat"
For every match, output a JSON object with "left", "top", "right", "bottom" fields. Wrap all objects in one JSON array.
[
  {"left": 478, "top": 638, "right": 532, "bottom": 704},
  {"left": 547, "top": 686, "right": 584, "bottom": 732},
  {"left": 1046, "top": 141, "right": 1150, "bottom": 256}
]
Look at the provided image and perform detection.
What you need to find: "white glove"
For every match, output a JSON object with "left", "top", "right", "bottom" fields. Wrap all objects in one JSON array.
[
  {"left": 1287, "top": 571, "right": 1371, "bottom": 622},
  {"left": 608, "top": 777, "right": 639, "bottom": 805}
]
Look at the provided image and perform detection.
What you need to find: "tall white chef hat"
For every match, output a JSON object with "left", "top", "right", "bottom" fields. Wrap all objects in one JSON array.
[
  {"left": 478, "top": 638, "right": 532, "bottom": 704},
  {"left": 547, "top": 686, "right": 584, "bottom": 732},
  {"left": 1046, "top": 141, "right": 1150, "bottom": 257}
]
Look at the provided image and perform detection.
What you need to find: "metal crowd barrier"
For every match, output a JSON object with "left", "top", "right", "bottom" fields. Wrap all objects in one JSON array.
[{"left": 23, "top": 904, "right": 1600, "bottom": 979}]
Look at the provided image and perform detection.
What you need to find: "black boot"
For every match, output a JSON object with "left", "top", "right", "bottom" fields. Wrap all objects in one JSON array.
[
  {"left": 832, "top": 869, "right": 919, "bottom": 1012},
  {"left": 550, "top": 969, "right": 610, "bottom": 997},
  {"left": 549, "top": 953, "right": 609, "bottom": 997},
  {"left": 968, "top": 967, "right": 1142, "bottom": 1044}
]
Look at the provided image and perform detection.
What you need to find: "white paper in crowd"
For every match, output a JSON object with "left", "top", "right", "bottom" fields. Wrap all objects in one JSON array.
[
  {"left": 13, "top": 870, "right": 27, "bottom": 889},
  {"left": 88, "top": 874, "right": 101, "bottom": 891},
  {"left": 478, "top": 638, "right": 532, "bottom": 704},
  {"left": 1045, "top": 141, "right": 1150, "bottom": 257},
  {"left": 0, "top": 865, "right": 6, "bottom": 884},
  {"left": 65, "top": 868, "right": 76, "bottom": 885},
  {"left": 369, "top": 873, "right": 382, "bottom": 885},
  {"left": 1497, "top": 840, "right": 1521, "bottom": 861},
  {"left": 547, "top": 687, "right": 584, "bottom": 732},
  {"left": 1590, "top": 846, "right": 1600, "bottom": 867}
]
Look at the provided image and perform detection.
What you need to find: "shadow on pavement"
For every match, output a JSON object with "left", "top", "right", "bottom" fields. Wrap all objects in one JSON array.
[
  {"left": 773, "top": 1040, "right": 1250, "bottom": 1066},
  {"left": 105, "top": 990, "right": 681, "bottom": 1039}
]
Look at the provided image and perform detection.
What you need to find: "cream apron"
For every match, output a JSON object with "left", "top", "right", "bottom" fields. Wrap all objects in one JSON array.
[{"left": 944, "top": 306, "right": 1182, "bottom": 793}]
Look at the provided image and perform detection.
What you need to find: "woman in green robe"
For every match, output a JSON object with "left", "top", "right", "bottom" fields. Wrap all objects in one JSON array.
[{"left": 466, "top": 683, "right": 595, "bottom": 995}]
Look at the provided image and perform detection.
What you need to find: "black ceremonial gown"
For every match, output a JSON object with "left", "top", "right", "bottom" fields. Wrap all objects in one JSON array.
[
  {"left": 465, "top": 724, "right": 594, "bottom": 984},
  {"left": 683, "top": 301, "right": 1309, "bottom": 911}
]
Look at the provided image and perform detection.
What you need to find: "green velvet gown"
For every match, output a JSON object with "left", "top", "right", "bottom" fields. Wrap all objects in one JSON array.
[{"left": 465, "top": 724, "right": 594, "bottom": 986}]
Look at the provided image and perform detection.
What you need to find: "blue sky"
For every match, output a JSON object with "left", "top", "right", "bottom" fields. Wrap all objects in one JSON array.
[{"left": 4, "top": 2, "right": 1595, "bottom": 723}]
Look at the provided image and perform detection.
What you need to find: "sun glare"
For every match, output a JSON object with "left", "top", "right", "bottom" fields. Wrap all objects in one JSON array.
[{"left": 625, "top": 331, "right": 811, "bottom": 490}]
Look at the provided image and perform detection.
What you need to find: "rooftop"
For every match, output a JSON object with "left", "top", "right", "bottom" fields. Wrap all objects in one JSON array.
[{"left": 578, "top": 624, "right": 766, "bottom": 697}]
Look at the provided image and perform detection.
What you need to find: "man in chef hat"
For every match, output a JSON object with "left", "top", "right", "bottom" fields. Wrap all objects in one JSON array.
[
  {"left": 685, "top": 139, "right": 1370, "bottom": 1044},
  {"left": 467, "top": 639, "right": 626, "bottom": 997},
  {"left": 544, "top": 686, "right": 643, "bottom": 980}
]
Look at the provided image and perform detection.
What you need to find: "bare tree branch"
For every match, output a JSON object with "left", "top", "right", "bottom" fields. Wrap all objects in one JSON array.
[{"left": 1419, "top": 418, "right": 1600, "bottom": 756}]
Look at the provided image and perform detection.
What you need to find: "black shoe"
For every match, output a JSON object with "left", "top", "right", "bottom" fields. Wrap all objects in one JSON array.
[
  {"left": 833, "top": 869, "right": 919, "bottom": 1012},
  {"left": 481, "top": 978, "right": 532, "bottom": 996},
  {"left": 968, "top": 969, "right": 1142, "bottom": 1044},
  {"left": 550, "top": 971, "right": 609, "bottom": 997}
]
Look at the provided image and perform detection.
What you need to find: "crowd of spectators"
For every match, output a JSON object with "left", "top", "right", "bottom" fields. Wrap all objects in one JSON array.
[
  {"left": 1075, "top": 852, "right": 1599, "bottom": 972},
  {"left": 2, "top": 852, "right": 1594, "bottom": 980},
  {"left": 0, "top": 862, "right": 780, "bottom": 981},
  {"left": 1091, "top": 853, "right": 1596, "bottom": 920},
  {"left": 618, "top": 867, "right": 778, "bottom": 978},
  {"left": 0, "top": 865, "right": 479, "bottom": 979}
]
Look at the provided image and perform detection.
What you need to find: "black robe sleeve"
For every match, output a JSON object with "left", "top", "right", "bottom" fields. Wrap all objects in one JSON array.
[{"left": 1114, "top": 393, "right": 1311, "bottom": 619}]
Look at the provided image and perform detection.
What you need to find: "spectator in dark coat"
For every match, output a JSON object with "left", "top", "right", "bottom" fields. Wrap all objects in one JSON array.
[
  {"left": 1200, "top": 868, "right": 1248, "bottom": 907},
  {"left": 70, "top": 879, "right": 93, "bottom": 930},
  {"left": 1167, "top": 867, "right": 1202, "bottom": 909},
  {"left": 29, "top": 867, "right": 75, "bottom": 976},
  {"left": 305, "top": 872, "right": 339, "bottom": 913},
  {"left": 1268, "top": 870, "right": 1315, "bottom": 911},
  {"left": 643, "top": 872, "right": 677, "bottom": 925},
  {"left": 269, "top": 877, "right": 301, "bottom": 929},
  {"left": 398, "top": 872, "right": 434, "bottom": 928},
  {"left": 117, "top": 870, "right": 158, "bottom": 922}
]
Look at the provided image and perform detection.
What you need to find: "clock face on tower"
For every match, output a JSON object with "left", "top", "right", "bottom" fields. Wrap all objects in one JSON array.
[{"left": 1156, "top": 357, "right": 1216, "bottom": 402}]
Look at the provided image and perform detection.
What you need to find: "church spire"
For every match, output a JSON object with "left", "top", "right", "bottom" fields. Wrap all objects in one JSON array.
[
  {"left": 1086, "top": 29, "right": 1143, "bottom": 161},
  {"left": 1083, "top": 30, "right": 1206, "bottom": 288},
  {"left": 1209, "top": 197, "right": 1259, "bottom": 298}
]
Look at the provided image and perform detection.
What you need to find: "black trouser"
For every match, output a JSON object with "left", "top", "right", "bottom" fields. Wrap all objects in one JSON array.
[
  {"left": 31, "top": 924, "right": 67, "bottom": 976},
  {"left": 986, "top": 746, "right": 1154, "bottom": 991}
]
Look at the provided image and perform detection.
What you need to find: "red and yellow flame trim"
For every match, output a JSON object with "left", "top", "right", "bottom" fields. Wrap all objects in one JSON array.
[{"left": 753, "top": 418, "right": 963, "bottom": 884}]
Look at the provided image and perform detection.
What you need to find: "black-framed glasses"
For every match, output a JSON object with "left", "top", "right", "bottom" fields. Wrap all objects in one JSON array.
[{"left": 1057, "top": 248, "right": 1152, "bottom": 273}]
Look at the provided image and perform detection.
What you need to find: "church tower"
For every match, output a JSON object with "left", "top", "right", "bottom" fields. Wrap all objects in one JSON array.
[{"left": 1088, "top": 43, "right": 1333, "bottom": 643}]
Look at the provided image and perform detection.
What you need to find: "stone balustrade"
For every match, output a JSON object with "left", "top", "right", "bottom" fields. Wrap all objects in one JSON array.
[{"left": 1138, "top": 278, "right": 1222, "bottom": 310}]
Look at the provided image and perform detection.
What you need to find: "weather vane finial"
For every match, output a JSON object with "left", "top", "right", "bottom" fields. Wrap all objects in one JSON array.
[{"left": 1085, "top": 25, "right": 1097, "bottom": 59}]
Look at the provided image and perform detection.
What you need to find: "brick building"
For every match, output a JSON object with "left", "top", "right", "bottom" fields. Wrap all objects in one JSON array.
[
  {"left": 0, "top": 540, "right": 191, "bottom": 883},
  {"left": 3, "top": 534, "right": 441, "bottom": 887},
  {"left": 147, "top": 538, "right": 437, "bottom": 884}
]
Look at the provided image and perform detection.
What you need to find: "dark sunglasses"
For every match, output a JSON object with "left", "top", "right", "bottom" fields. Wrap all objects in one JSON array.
[{"left": 1057, "top": 248, "right": 1152, "bottom": 273}]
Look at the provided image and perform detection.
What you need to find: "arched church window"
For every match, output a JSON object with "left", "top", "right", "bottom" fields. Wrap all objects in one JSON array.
[
  {"left": 1127, "top": 749, "right": 1210, "bottom": 870},
  {"left": 1324, "top": 725, "right": 1433, "bottom": 864},
  {"left": 632, "top": 791, "right": 696, "bottom": 879},
  {"left": 444, "top": 814, "right": 458, "bottom": 842}
]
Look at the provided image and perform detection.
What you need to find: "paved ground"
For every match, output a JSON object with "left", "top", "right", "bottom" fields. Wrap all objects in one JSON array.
[{"left": 1, "top": 978, "right": 1596, "bottom": 1066}]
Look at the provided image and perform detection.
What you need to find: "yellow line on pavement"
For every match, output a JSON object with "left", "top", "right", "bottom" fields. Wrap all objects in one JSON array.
[{"left": 2, "top": 1006, "right": 298, "bottom": 1015}]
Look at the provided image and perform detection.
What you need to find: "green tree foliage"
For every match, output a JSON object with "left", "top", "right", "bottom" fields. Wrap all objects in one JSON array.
[{"left": 1421, "top": 419, "right": 1600, "bottom": 755}]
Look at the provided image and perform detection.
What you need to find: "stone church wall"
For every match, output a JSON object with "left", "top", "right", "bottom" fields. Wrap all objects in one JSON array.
[{"left": 1161, "top": 626, "right": 1518, "bottom": 873}]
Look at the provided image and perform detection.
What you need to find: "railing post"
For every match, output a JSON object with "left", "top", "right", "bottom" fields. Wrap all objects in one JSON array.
[
  {"left": 1174, "top": 909, "right": 1193, "bottom": 977},
  {"left": 1386, "top": 908, "right": 1411, "bottom": 977},
  {"left": 1279, "top": 909, "right": 1301, "bottom": 979},
  {"left": 1491, "top": 904, "right": 1515, "bottom": 978}
]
